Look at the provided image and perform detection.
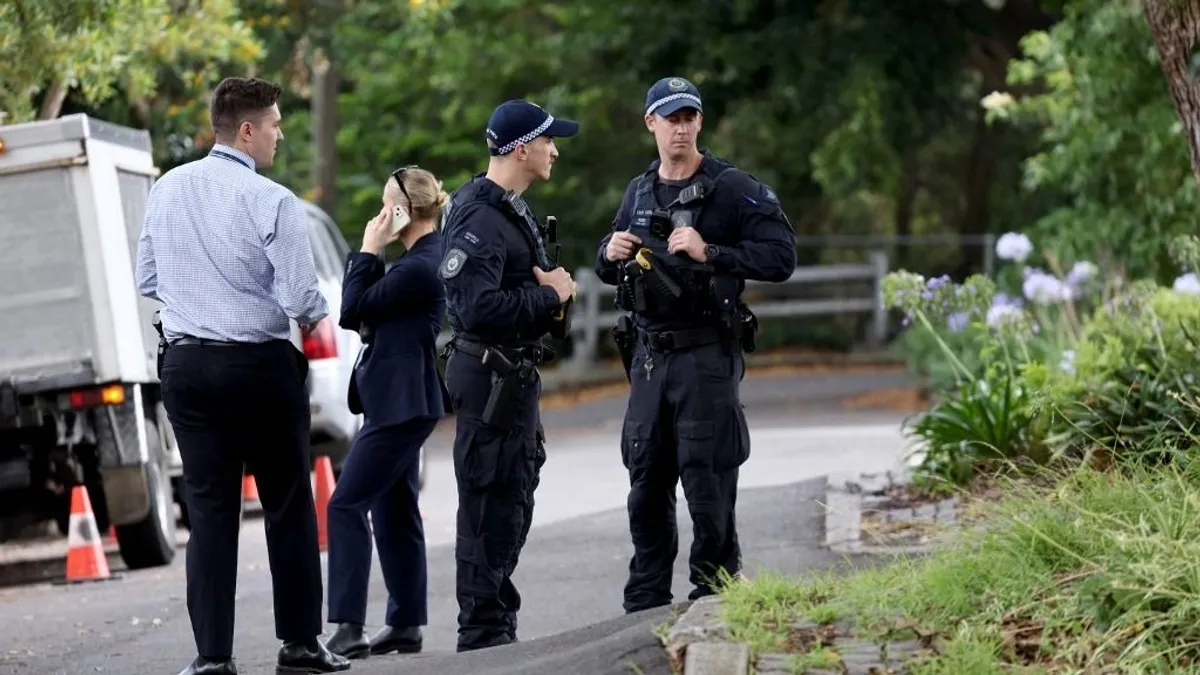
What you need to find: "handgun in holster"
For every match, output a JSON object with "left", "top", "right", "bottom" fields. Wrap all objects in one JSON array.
[
  {"left": 612, "top": 315, "right": 636, "bottom": 382},
  {"left": 481, "top": 347, "right": 524, "bottom": 428},
  {"left": 711, "top": 276, "right": 759, "bottom": 353},
  {"left": 151, "top": 310, "right": 167, "bottom": 379}
]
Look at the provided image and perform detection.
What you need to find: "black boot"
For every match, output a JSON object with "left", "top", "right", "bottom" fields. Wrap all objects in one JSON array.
[
  {"left": 369, "top": 625, "right": 423, "bottom": 655},
  {"left": 325, "top": 623, "right": 370, "bottom": 660}
]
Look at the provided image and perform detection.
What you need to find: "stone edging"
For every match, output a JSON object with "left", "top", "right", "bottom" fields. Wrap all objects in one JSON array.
[
  {"left": 821, "top": 470, "right": 958, "bottom": 556},
  {"left": 663, "top": 595, "right": 926, "bottom": 675},
  {"left": 663, "top": 596, "right": 749, "bottom": 675}
]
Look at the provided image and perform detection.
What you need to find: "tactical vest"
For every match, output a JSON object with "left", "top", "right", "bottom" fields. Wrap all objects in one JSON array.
[{"left": 616, "top": 160, "right": 736, "bottom": 322}]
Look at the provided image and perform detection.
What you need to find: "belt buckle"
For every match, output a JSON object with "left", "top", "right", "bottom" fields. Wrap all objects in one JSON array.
[{"left": 649, "top": 331, "right": 674, "bottom": 352}]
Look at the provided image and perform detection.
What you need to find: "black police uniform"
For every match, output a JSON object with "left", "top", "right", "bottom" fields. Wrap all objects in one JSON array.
[
  {"left": 595, "top": 150, "right": 796, "bottom": 613},
  {"left": 438, "top": 174, "right": 564, "bottom": 651}
]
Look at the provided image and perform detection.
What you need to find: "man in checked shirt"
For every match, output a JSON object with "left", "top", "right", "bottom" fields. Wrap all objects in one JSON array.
[{"left": 136, "top": 77, "right": 350, "bottom": 675}]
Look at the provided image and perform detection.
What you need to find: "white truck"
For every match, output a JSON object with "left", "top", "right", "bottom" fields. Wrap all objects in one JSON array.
[{"left": 0, "top": 114, "right": 180, "bottom": 569}]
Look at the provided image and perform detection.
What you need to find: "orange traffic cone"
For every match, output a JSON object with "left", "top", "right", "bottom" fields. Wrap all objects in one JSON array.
[
  {"left": 242, "top": 474, "right": 259, "bottom": 503},
  {"left": 313, "top": 456, "right": 335, "bottom": 552},
  {"left": 60, "top": 485, "right": 115, "bottom": 584}
]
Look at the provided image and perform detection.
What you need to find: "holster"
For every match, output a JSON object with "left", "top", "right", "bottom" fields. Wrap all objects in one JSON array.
[
  {"left": 739, "top": 304, "right": 759, "bottom": 353},
  {"left": 480, "top": 347, "right": 531, "bottom": 428},
  {"left": 612, "top": 315, "right": 635, "bottom": 382},
  {"left": 151, "top": 310, "right": 167, "bottom": 379}
]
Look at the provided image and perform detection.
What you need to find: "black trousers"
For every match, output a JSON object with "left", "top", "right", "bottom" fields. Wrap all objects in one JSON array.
[
  {"left": 620, "top": 338, "right": 749, "bottom": 613},
  {"left": 326, "top": 415, "right": 437, "bottom": 628},
  {"left": 160, "top": 340, "right": 323, "bottom": 659},
  {"left": 443, "top": 347, "right": 545, "bottom": 652}
]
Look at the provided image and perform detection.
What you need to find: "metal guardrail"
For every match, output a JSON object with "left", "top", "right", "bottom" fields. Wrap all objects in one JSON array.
[{"left": 437, "top": 250, "right": 890, "bottom": 372}]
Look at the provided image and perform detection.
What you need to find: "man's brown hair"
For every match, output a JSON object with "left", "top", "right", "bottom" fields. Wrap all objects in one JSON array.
[{"left": 209, "top": 77, "right": 282, "bottom": 141}]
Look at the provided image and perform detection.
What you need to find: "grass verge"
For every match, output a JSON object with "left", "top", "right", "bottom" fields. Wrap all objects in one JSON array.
[{"left": 719, "top": 452, "right": 1200, "bottom": 673}]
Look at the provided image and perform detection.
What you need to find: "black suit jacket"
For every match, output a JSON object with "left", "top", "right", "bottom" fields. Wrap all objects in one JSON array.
[{"left": 339, "top": 231, "right": 449, "bottom": 428}]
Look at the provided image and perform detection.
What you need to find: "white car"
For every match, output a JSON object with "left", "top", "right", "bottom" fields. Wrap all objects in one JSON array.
[{"left": 294, "top": 202, "right": 426, "bottom": 489}]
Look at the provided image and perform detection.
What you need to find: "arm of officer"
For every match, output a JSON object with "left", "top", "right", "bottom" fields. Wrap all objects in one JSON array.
[
  {"left": 260, "top": 190, "right": 330, "bottom": 326},
  {"left": 594, "top": 180, "right": 638, "bottom": 286},
  {"left": 708, "top": 173, "right": 797, "bottom": 283},
  {"left": 441, "top": 208, "right": 560, "bottom": 330},
  {"left": 135, "top": 182, "right": 161, "bottom": 301},
  {"left": 339, "top": 252, "right": 435, "bottom": 329}
]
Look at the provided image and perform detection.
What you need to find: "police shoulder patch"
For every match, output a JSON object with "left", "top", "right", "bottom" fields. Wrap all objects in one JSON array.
[
  {"left": 761, "top": 184, "right": 779, "bottom": 204},
  {"left": 439, "top": 248, "right": 468, "bottom": 279}
]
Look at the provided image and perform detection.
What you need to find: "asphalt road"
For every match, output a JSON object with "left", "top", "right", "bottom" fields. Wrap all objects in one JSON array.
[{"left": 0, "top": 368, "right": 915, "bottom": 675}]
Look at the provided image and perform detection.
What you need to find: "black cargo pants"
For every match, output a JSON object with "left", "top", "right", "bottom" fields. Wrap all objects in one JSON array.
[
  {"left": 620, "top": 334, "right": 749, "bottom": 614},
  {"left": 443, "top": 344, "right": 546, "bottom": 652}
]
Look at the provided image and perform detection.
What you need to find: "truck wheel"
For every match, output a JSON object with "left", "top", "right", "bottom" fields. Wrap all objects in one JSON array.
[{"left": 115, "top": 420, "right": 177, "bottom": 569}]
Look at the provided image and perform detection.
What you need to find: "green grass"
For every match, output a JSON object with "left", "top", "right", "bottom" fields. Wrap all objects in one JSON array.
[{"left": 719, "top": 451, "right": 1200, "bottom": 673}]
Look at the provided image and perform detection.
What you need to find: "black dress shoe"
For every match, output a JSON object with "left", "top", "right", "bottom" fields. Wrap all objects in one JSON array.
[
  {"left": 276, "top": 640, "right": 350, "bottom": 674},
  {"left": 369, "top": 625, "right": 422, "bottom": 655},
  {"left": 325, "top": 623, "right": 370, "bottom": 660},
  {"left": 178, "top": 656, "right": 238, "bottom": 675}
]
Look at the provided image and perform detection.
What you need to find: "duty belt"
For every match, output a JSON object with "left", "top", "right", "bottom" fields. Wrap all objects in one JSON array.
[
  {"left": 450, "top": 337, "right": 552, "bottom": 365},
  {"left": 637, "top": 326, "right": 723, "bottom": 352}
]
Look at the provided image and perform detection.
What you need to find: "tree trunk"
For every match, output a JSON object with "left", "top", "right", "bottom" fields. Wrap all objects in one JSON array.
[
  {"left": 893, "top": 147, "right": 920, "bottom": 272},
  {"left": 1144, "top": 0, "right": 1200, "bottom": 186},
  {"left": 957, "top": 92, "right": 1003, "bottom": 278},
  {"left": 37, "top": 78, "right": 68, "bottom": 120},
  {"left": 311, "top": 48, "right": 339, "bottom": 215}
]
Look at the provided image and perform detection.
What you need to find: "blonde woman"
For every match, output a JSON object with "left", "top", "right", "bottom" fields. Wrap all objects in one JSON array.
[{"left": 325, "top": 166, "right": 450, "bottom": 659}]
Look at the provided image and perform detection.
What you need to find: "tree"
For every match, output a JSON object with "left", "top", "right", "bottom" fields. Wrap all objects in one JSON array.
[
  {"left": 1144, "top": 0, "right": 1200, "bottom": 186},
  {"left": 0, "top": 0, "right": 261, "bottom": 125}
]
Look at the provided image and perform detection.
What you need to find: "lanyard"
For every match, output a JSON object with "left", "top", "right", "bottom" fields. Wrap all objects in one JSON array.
[{"left": 209, "top": 149, "right": 252, "bottom": 170}]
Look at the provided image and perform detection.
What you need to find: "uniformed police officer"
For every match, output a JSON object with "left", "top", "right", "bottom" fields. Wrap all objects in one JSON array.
[
  {"left": 595, "top": 77, "right": 797, "bottom": 613},
  {"left": 438, "top": 99, "right": 579, "bottom": 652}
]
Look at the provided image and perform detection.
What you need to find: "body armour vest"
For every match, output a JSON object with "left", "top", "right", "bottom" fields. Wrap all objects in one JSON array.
[
  {"left": 617, "top": 156, "right": 737, "bottom": 330},
  {"left": 443, "top": 176, "right": 553, "bottom": 345}
]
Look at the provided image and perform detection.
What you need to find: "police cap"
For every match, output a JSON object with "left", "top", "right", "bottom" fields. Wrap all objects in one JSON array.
[
  {"left": 486, "top": 99, "right": 579, "bottom": 156},
  {"left": 645, "top": 77, "right": 703, "bottom": 117}
]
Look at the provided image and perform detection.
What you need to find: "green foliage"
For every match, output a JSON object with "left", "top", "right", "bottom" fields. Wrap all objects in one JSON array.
[
  {"left": 1041, "top": 285, "right": 1200, "bottom": 462},
  {"left": 883, "top": 232, "right": 1123, "bottom": 487},
  {"left": 719, "top": 457, "right": 1200, "bottom": 671},
  {"left": 1001, "top": 0, "right": 1200, "bottom": 283},
  {"left": 905, "top": 378, "right": 1038, "bottom": 487},
  {"left": 0, "top": 0, "right": 261, "bottom": 133}
]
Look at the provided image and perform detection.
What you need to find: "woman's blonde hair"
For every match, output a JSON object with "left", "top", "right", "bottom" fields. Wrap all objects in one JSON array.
[{"left": 384, "top": 167, "right": 451, "bottom": 225}]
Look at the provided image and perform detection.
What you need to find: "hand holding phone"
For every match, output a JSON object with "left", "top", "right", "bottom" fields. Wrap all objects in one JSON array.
[{"left": 362, "top": 206, "right": 402, "bottom": 255}]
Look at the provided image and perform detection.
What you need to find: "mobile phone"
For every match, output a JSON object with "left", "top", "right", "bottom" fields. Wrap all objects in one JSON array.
[{"left": 390, "top": 204, "right": 410, "bottom": 235}]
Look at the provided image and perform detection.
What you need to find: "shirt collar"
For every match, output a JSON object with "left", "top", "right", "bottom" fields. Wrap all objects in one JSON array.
[{"left": 211, "top": 143, "right": 257, "bottom": 171}]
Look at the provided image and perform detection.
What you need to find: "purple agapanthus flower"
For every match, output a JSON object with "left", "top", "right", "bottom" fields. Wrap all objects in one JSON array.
[{"left": 946, "top": 312, "right": 969, "bottom": 333}]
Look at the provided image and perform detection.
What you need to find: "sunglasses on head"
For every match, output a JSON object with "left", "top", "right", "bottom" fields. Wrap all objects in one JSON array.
[{"left": 391, "top": 165, "right": 418, "bottom": 205}]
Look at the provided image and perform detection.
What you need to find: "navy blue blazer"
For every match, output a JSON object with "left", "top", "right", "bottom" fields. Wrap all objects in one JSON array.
[{"left": 339, "top": 231, "right": 448, "bottom": 428}]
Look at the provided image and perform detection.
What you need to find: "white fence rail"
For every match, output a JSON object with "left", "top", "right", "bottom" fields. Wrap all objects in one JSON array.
[{"left": 437, "top": 250, "right": 890, "bottom": 371}]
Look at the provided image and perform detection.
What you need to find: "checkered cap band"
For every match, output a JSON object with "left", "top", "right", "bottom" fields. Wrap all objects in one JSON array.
[
  {"left": 646, "top": 93, "right": 702, "bottom": 115},
  {"left": 495, "top": 115, "right": 556, "bottom": 155}
]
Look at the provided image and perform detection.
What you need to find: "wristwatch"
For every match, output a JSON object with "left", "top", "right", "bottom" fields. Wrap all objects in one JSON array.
[{"left": 704, "top": 244, "right": 720, "bottom": 263}]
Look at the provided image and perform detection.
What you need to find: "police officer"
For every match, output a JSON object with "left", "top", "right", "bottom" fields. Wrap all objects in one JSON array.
[
  {"left": 595, "top": 77, "right": 797, "bottom": 613},
  {"left": 438, "top": 99, "right": 579, "bottom": 652}
]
